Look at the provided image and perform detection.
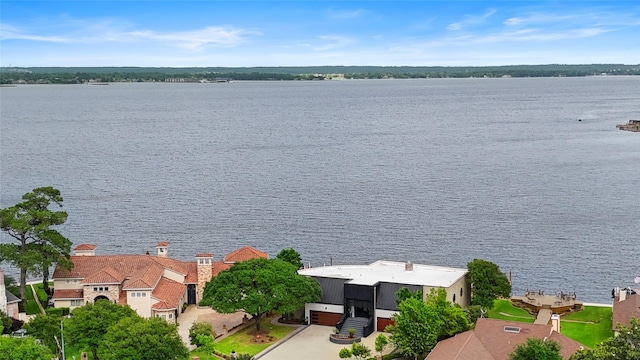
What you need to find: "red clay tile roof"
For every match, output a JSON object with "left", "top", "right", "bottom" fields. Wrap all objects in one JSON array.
[
  {"left": 212, "top": 262, "right": 233, "bottom": 276},
  {"left": 151, "top": 278, "right": 186, "bottom": 310},
  {"left": 613, "top": 293, "right": 640, "bottom": 330},
  {"left": 74, "top": 244, "right": 96, "bottom": 251},
  {"left": 426, "top": 318, "right": 585, "bottom": 360},
  {"left": 123, "top": 264, "right": 164, "bottom": 290},
  {"left": 156, "top": 241, "right": 169, "bottom": 247},
  {"left": 195, "top": 253, "right": 214, "bottom": 258},
  {"left": 150, "top": 256, "right": 189, "bottom": 276},
  {"left": 52, "top": 289, "right": 84, "bottom": 300},
  {"left": 224, "top": 246, "right": 268, "bottom": 263},
  {"left": 82, "top": 266, "right": 125, "bottom": 284},
  {"left": 183, "top": 262, "right": 199, "bottom": 283}
]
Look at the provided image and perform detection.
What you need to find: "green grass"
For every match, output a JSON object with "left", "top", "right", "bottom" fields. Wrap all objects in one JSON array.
[
  {"left": 560, "top": 306, "right": 613, "bottom": 348},
  {"left": 487, "top": 300, "right": 536, "bottom": 323},
  {"left": 24, "top": 282, "right": 52, "bottom": 315},
  {"left": 213, "top": 316, "right": 296, "bottom": 356}
]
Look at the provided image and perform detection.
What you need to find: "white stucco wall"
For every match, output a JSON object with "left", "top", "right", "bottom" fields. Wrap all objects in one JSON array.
[{"left": 127, "top": 290, "right": 151, "bottom": 318}]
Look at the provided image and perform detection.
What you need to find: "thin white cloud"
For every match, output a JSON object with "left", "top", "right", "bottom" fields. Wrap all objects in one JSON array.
[
  {"left": 0, "top": 21, "right": 259, "bottom": 50},
  {"left": 126, "top": 26, "right": 259, "bottom": 50},
  {"left": 327, "top": 9, "right": 368, "bottom": 19},
  {"left": 504, "top": 13, "right": 580, "bottom": 26},
  {"left": 447, "top": 10, "right": 497, "bottom": 31}
]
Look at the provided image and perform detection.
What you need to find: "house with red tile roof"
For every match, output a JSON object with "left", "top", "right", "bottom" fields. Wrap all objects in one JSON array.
[
  {"left": 612, "top": 287, "right": 640, "bottom": 335},
  {"left": 425, "top": 318, "right": 585, "bottom": 360},
  {"left": 51, "top": 243, "right": 267, "bottom": 323}
]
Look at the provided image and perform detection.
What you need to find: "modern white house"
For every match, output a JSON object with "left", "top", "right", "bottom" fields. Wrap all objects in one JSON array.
[
  {"left": 298, "top": 260, "right": 470, "bottom": 337},
  {"left": 51, "top": 243, "right": 267, "bottom": 323}
]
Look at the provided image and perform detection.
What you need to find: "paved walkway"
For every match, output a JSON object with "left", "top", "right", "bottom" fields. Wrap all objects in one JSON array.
[
  {"left": 256, "top": 325, "right": 392, "bottom": 360},
  {"left": 177, "top": 305, "right": 248, "bottom": 350}
]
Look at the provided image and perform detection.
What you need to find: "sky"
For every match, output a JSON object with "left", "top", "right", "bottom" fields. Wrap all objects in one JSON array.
[{"left": 1, "top": 1, "right": 639, "bottom": 67}]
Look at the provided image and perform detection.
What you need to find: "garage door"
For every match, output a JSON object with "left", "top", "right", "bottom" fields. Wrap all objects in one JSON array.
[{"left": 310, "top": 311, "right": 343, "bottom": 326}]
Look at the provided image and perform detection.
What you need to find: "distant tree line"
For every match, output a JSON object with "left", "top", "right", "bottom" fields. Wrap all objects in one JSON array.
[{"left": 1, "top": 64, "right": 638, "bottom": 84}]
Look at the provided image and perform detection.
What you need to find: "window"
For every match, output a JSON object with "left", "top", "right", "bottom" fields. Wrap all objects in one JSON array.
[
  {"left": 460, "top": 288, "right": 463, "bottom": 296},
  {"left": 93, "top": 287, "right": 98, "bottom": 292},
  {"left": 141, "top": 292, "right": 146, "bottom": 297},
  {"left": 131, "top": 293, "right": 137, "bottom": 298},
  {"left": 168, "top": 313, "right": 173, "bottom": 319},
  {"left": 453, "top": 294, "right": 456, "bottom": 303},
  {"left": 71, "top": 300, "right": 82, "bottom": 306}
]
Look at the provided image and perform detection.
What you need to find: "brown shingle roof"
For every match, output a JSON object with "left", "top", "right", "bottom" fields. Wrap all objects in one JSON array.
[
  {"left": 74, "top": 244, "right": 96, "bottom": 251},
  {"left": 426, "top": 318, "right": 585, "bottom": 360},
  {"left": 151, "top": 278, "right": 186, "bottom": 310},
  {"left": 52, "top": 289, "right": 84, "bottom": 300},
  {"left": 613, "top": 293, "right": 640, "bottom": 331},
  {"left": 224, "top": 246, "right": 268, "bottom": 263}
]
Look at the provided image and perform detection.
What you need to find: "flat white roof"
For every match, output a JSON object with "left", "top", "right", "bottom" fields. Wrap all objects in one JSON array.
[{"left": 298, "top": 260, "right": 467, "bottom": 287}]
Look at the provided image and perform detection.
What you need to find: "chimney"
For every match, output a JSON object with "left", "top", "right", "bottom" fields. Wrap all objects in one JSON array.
[
  {"left": 73, "top": 244, "right": 96, "bottom": 256},
  {"left": 195, "top": 253, "right": 214, "bottom": 303},
  {"left": 0, "top": 268, "right": 6, "bottom": 315},
  {"left": 156, "top": 242, "right": 169, "bottom": 258},
  {"left": 405, "top": 261, "right": 413, "bottom": 272},
  {"left": 620, "top": 288, "right": 627, "bottom": 302},
  {"left": 551, "top": 314, "right": 561, "bottom": 333}
]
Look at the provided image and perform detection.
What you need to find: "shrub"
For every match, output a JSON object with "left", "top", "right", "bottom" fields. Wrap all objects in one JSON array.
[
  {"left": 45, "top": 307, "right": 70, "bottom": 317},
  {"left": 189, "top": 322, "right": 215, "bottom": 348}
]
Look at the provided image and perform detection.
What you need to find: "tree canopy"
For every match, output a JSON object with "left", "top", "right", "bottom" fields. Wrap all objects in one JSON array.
[
  {"left": 200, "top": 257, "right": 322, "bottom": 332},
  {"left": 509, "top": 338, "right": 562, "bottom": 360},
  {"left": 65, "top": 300, "right": 138, "bottom": 360},
  {"left": 24, "top": 313, "right": 62, "bottom": 354},
  {"left": 467, "top": 259, "right": 512, "bottom": 309},
  {"left": 570, "top": 318, "right": 640, "bottom": 360},
  {"left": 0, "top": 336, "right": 54, "bottom": 360},
  {"left": 0, "top": 187, "right": 72, "bottom": 301},
  {"left": 97, "top": 316, "right": 189, "bottom": 360},
  {"left": 388, "top": 295, "right": 443, "bottom": 360},
  {"left": 388, "top": 288, "right": 470, "bottom": 359},
  {"left": 276, "top": 248, "right": 304, "bottom": 270}
]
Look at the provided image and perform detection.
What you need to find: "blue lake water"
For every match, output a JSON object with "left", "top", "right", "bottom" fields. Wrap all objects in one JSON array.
[{"left": 1, "top": 77, "right": 639, "bottom": 303}]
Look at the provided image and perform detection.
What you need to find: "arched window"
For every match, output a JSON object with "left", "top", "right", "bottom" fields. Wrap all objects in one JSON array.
[
  {"left": 460, "top": 288, "right": 463, "bottom": 296},
  {"left": 453, "top": 294, "right": 456, "bottom": 303}
]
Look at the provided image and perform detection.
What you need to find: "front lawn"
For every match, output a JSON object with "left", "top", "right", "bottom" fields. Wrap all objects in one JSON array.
[
  {"left": 487, "top": 300, "right": 536, "bottom": 323},
  {"left": 213, "top": 315, "right": 296, "bottom": 356},
  {"left": 560, "top": 306, "right": 613, "bottom": 348}
]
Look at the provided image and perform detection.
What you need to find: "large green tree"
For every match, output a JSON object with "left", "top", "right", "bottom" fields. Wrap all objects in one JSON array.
[
  {"left": 388, "top": 296, "right": 443, "bottom": 360},
  {"left": 467, "top": 259, "right": 511, "bottom": 309},
  {"left": 24, "top": 312, "right": 62, "bottom": 354},
  {"left": 97, "top": 316, "right": 189, "bottom": 360},
  {"left": 509, "top": 338, "right": 562, "bottom": 360},
  {"left": 200, "top": 258, "right": 322, "bottom": 332},
  {"left": 276, "top": 248, "right": 304, "bottom": 270},
  {"left": 0, "top": 336, "right": 54, "bottom": 360},
  {"left": 0, "top": 187, "right": 72, "bottom": 301},
  {"left": 65, "top": 300, "right": 138, "bottom": 360},
  {"left": 570, "top": 318, "right": 640, "bottom": 360},
  {"left": 425, "top": 288, "right": 470, "bottom": 339}
]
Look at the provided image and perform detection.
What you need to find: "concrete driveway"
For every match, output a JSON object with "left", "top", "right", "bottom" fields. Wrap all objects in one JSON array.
[{"left": 256, "top": 325, "right": 393, "bottom": 360}]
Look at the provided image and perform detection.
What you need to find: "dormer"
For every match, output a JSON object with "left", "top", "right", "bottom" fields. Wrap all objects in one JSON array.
[
  {"left": 156, "top": 242, "right": 169, "bottom": 258},
  {"left": 74, "top": 244, "right": 96, "bottom": 256}
]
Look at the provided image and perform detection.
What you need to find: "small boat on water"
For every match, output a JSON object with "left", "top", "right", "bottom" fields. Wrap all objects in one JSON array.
[{"left": 616, "top": 120, "right": 640, "bottom": 132}]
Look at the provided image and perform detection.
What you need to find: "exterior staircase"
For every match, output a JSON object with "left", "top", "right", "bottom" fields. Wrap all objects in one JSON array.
[{"left": 339, "top": 317, "right": 369, "bottom": 338}]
